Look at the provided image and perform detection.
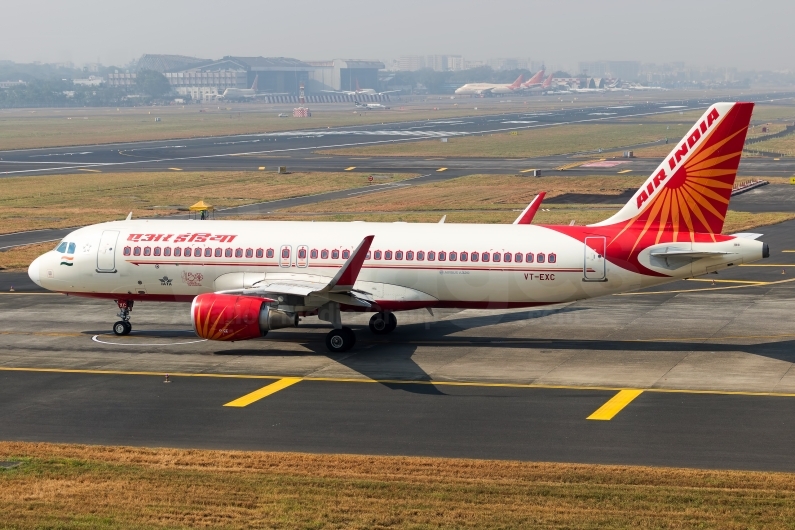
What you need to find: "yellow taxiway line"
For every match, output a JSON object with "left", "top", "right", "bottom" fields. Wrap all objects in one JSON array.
[
  {"left": 224, "top": 377, "right": 303, "bottom": 407},
  {"left": 617, "top": 169, "right": 633, "bottom": 174},
  {"left": 587, "top": 389, "right": 644, "bottom": 420},
  {"left": 519, "top": 168, "right": 537, "bottom": 173},
  {"left": 617, "top": 277, "right": 795, "bottom": 295},
  {"left": 344, "top": 166, "right": 356, "bottom": 171},
  {"left": 3, "top": 366, "right": 795, "bottom": 398},
  {"left": 436, "top": 167, "right": 448, "bottom": 172},
  {"left": 77, "top": 168, "right": 101, "bottom": 173},
  {"left": 169, "top": 167, "right": 183, "bottom": 171}
]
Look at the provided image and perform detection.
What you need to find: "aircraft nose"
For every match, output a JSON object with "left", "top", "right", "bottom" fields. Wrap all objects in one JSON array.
[{"left": 28, "top": 255, "right": 42, "bottom": 286}]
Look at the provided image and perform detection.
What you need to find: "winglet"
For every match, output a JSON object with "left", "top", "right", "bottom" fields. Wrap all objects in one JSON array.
[
  {"left": 439, "top": 215, "right": 446, "bottom": 224},
  {"left": 125, "top": 212, "right": 133, "bottom": 221},
  {"left": 513, "top": 192, "right": 546, "bottom": 225},
  {"left": 325, "top": 235, "right": 374, "bottom": 292}
]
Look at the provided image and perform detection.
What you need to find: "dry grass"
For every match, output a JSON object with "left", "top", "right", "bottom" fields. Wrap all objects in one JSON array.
[
  {"left": 747, "top": 134, "right": 795, "bottom": 156},
  {"left": 0, "top": 171, "right": 412, "bottom": 234},
  {"left": 0, "top": 242, "right": 55, "bottom": 271},
  {"left": 2, "top": 442, "right": 795, "bottom": 529},
  {"left": 319, "top": 122, "right": 692, "bottom": 159},
  {"left": 267, "top": 175, "right": 795, "bottom": 233}
]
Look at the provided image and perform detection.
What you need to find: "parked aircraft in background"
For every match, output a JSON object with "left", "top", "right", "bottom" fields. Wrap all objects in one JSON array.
[
  {"left": 454, "top": 74, "right": 525, "bottom": 96},
  {"left": 521, "top": 70, "right": 546, "bottom": 90},
  {"left": 218, "top": 75, "right": 288, "bottom": 100},
  {"left": 355, "top": 101, "right": 390, "bottom": 110},
  {"left": 323, "top": 79, "right": 399, "bottom": 97},
  {"left": 28, "top": 103, "right": 765, "bottom": 353}
]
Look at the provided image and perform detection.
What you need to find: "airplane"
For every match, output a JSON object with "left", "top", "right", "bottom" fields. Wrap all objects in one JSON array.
[
  {"left": 322, "top": 79, "right": 399, "bottom": 97},
  {"left": 28, "top": 102, "right": 767, "bottom": 354},
  {"left": 218, "top": 75, "right": 288, "bottom": 100},
  {"left": 454, "top": 74, "right": 525, "bottom": 96},
  {"left": 520, "top": 70, "right": 546, "bottom": 90},
  {"left": 355, "top": 101, "right": 390, "bottom": 110}
]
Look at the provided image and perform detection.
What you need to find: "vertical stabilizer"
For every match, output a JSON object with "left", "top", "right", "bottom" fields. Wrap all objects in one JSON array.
[
  {"left": 250, "top": 75, "right": 259, "bottom": 91},
  {"left": 591, "top": 102, "right": 754, "bottom": 242}
]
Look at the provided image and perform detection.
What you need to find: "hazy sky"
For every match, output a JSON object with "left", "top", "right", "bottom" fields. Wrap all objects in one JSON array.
[{"left": 2, "top": 0, "right": 792, "bottom": 71}]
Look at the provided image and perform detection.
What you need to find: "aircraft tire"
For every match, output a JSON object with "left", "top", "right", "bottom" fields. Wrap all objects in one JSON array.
[
  {"left": 369, "top": 313, "right": 389, "bottom": 334},
  {"left": 326, "top": 327, "right": 355, "bottom": 353},
  {"left": 113, "top": 321, "right": 131, "bottom": 336},
  {"left": 385, "top": 312, "right": 397, "bottom": 333}
]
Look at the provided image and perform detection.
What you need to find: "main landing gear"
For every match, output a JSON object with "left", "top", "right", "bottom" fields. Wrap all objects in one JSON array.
[
  {"left": 113, "top": 299, "right": 133, "bottom": 336},
  {"left": 369, "top": 312, "right": 397, "bottom": 335},
  {"left": 319, "top": 304, "right": 398, "bottom": 353}
]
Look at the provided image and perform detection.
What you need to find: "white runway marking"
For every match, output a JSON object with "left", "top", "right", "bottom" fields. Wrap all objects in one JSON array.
[{"left": 91, "top": 335, "right": 207, "bottom": 346}]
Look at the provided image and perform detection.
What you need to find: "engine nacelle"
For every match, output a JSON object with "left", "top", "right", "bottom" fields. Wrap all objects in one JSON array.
[{"left": 191, "top": 293, "right": 296, "bottom": 341}]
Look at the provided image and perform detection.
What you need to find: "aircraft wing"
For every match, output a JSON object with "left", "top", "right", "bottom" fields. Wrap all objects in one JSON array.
[
  {"left": 649, "top": 249, "right": 734, "bottom": 258},
  {"left": 217, "top": 235, "right": 376, "bottom": 307}
]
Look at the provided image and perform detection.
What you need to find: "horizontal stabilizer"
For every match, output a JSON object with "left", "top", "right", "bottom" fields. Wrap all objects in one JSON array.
[
  {"left": 650, "top": 249, "right": 733, "bottom": 258},
  {"left": 731, "top": 233, "right": 763, "bottom": 240}
]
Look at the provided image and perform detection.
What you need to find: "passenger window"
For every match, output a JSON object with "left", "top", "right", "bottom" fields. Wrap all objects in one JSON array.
[
  {"left": 236, "top": 248, "right": 244, "bottom": 258},
  {"left": 174, "top": 248, "right": 181, "bottom": 257},
  {"left": 449, "top": 251, "right": 457, "bottom": 261},
  {"left": 385, "top": 250, "right": 393, "bottom": 260},
  {"left": 395, "top": 250, "right": 403, "bottom": 260},
  {"left": 282, "top": 248, "right": 290, "bottom": 259},
  {"left": 246, "top": 248, "right": 253, "bottom": 258},
  {"left": 197, "top": 248, "right": 204, "bottom": 258},
  {"left": 256, "top": 249, "right": 264, "bottom": 258},
  {"left": 164, "top": 247, "right": 172, "bottom": 257},
  {"left": 470, "top": 252, "right": 478, "bottom": 262},
  {"left": 225, "top": 248, "right": 233, "bottom": 258},
  {"left": 504, "top": 253, "right": 511, "bottom": 263},
  {"left": 493, "top": 252, "right": 500, "bottom": 262},
  {"left": 406, "top": 250, "right": 414, "bottom": 260},
  {"left": 417, "top": 251, "right": 425, "bottom": 261},
  {"left": 332, "top": 250, "right": 340, "bottom": 259},
  {"left": 374, "top": 250, "right": 382, "bottom": 260},
  {"left": 366, "top": 251, "right": 371, "bottom": 259},
  {"left": 204, "top": 248, "right": 212, "bottom": 257},
  {"left": 537, "top": 253, "right": 545, "bottom": 263},
  {"left": 56, "top": 242, "right": 68, "bottom": 253},
  {"left": 549, "top": 253, "right": 556, "bottom": 264},
  {"left": 154, "top": 247, "right": 162, "bottom": 257},
  {"left": 428, "top": 251, "right": 436, "bottom": 261},
  {"left": 342, "top": 250, "right": 350, "bottom": 259},
  {"left": 310, "top": 249, "right": 318, "bottom": 259},
  {"left": 214, "top": 248, "right": 222, "bottom": 257},
  {"left": 298, "top": 248, "right": 307, "bottom": 259},
  {"left": 460, "top": 252, "right": 468, "bottom": 262},
  {"left": 67, "top": 242, "right": 76, "bottom": 254},
  {"left": 184, "top": 248, "right": 191, "bottom": 257},
  {"left": 321, "top": 249, "right": 329, "bottom": 259},
  {"left": 482, "top": 252, "right": 489, "bottom": 262},
  {"left": 143, "top": 247, "right": 151, "bottom": 256},
  {"left": 526, "top": 253, "right": 534, "bottom": 263},
  {"left": 266, "top": 249, "right": 275, "bottom": 258},
  {"left": 133, "top": 247, "right": 141, "bottom": 256},
  {"left": 438, "top": 251, "right": 446, "bottom": 261},
  {"left": 123, "top": 246, "right": 131, "bottom": 256},
  {"left": 515, "top": 253, "right": 522, "bottom": 263}
]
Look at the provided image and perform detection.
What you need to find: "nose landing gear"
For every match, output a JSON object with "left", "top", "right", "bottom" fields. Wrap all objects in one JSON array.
[{"left": 113, "top": 299, "right": 133, "bottom": 336}]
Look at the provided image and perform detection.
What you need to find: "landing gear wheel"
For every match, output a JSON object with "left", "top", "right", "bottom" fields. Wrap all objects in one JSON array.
[
  {"left": 326, "top": 326, "right": 356, "bottom": 352},
  {"left": 369, "top": 312, "right": 397, "bottom": 334},
  {"left": 113, "top": 321, "right": 131, "bottom": 336}
]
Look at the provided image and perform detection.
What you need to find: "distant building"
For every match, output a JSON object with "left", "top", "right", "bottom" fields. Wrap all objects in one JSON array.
[
  {"left": 398, "top": 56, "right": 425, "bottom": 71},
  {"left": 307, "top": 59, "right": 385, "bottom": 92},
  {"left": 579, "top": 61, "right": 641, "bottom": 81},
  {"left": 137, "top": 54, "right": 209, "bottom": 73},
  {"left": 73, "top": 76, "right": 104, "bottom": 86},
  {"left": 447, "top": 55, "right": 464, "bottom": 71},
  {"left": 175, "top": 86, "right": 219, "bottom": 101},
  {"left": 107, "top": 72, "right": 136, "bottom": 87},
  {"left": 0, "top": 80, "right": 26, "bottom": 89}
]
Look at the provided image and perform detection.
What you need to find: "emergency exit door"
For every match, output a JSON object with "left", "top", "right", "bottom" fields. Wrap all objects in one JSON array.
[{"left": 584, "top": 236, "right": 606, "bottom": 281}]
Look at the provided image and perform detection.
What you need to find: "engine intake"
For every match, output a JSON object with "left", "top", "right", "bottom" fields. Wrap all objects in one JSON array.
[{"left": 191, "top": 293, "right": 296, "bottom": 341}]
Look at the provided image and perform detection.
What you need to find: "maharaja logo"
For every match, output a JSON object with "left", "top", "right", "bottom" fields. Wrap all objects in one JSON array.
[{"left": 59, "top": 256, "right": 74, "bottom": 266}]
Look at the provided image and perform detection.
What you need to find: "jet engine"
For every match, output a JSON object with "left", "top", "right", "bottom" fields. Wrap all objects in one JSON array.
[{"left": 191, "top": 293, "right": 296, "bottom": 341}]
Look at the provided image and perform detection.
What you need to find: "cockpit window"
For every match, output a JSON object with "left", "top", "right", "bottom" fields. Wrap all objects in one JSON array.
[
  {"left": 67, "top": 242, "right": 76, "bottom": 254},
  {"left": 56, "top": 242, "right": 68, "bottom": 253}
]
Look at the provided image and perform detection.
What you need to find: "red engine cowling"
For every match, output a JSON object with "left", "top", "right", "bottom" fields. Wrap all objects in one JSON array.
[{"left": 191, "top": 293, "right": 295, "bottom": 341}]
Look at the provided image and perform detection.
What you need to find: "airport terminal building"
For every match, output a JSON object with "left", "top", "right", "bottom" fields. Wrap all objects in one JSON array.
[{"left": 109, "top": 54, "right": 388, "bottom": 102}]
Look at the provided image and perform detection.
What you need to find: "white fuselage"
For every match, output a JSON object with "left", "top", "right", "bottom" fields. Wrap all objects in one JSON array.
[{"left": 28, "top": 220, "right": 764, "bottom": 312}]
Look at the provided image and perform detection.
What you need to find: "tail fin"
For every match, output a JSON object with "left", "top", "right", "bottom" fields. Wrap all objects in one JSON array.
[
  {"left": 524, "top": 69, "right": 545, "bottom": 86},
  {"left": 510, "top": 74, "right": 524, "bottom": 88},
  {"left": 251, "top": 75, "right": 259, "bottom": 91},
  {"left": 591, "top": 102, "right": 754, "bottom": 240},
  {"left": 542, "top": 73, "right": 554, "bottom": 89}
]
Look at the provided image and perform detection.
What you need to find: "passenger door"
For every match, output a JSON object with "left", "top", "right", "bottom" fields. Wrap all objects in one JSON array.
[
  {"left": 96, "top": 230, "right": 119, "bottom": 272},
  {"left": 584, "top": 236, "right": 606, "bottom": 281}
]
